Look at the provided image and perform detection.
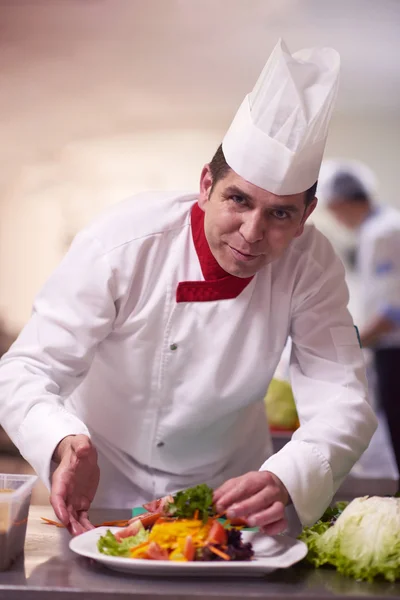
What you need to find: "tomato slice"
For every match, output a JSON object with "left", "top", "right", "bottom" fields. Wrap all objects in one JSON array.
[
  {"left": 140, "top": 512, "right": 162, "bottom": 529},
  {"left": 146, "top": 542, "right": 169, "bottom": 560},
  {"left": 207, "top": 520, "right": 228, "bottom": 545},
  {"left": 143, "top": 499, "right": 162, "bottom": 513},
  {"left": 114, "top": 520, "right": 142, "bottom": 542},
  {"left": 143, "top": 495, "right": 174, "bottom": 514}
]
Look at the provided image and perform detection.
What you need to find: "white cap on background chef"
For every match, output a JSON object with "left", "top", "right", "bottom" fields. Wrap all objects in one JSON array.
[
  {"left": 318, "top": 159, "right": 400, "bottom": 349},
  {"left": 318, "top": 159, "right": 400, "bottom": 478},
  {"left": 0, "top": 39, "right": 376, "bottom": 536}
]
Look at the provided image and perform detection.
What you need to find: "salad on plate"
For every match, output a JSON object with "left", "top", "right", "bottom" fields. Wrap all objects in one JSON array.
[{"left": 97, "top": 484, "right": 254, "bottom": 562}]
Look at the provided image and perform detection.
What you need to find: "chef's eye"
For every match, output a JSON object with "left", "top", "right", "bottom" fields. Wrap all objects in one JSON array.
[
  {"left": 231, "top": 195, "right": 247, "bottom": 205},
  {"left": 271, "top": 209, "right": 289, "bottom": 220}
]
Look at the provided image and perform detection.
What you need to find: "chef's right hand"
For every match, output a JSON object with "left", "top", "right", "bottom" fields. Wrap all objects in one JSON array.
[{"left": 50, "top": 434, "right": 100, "bottom": 536}]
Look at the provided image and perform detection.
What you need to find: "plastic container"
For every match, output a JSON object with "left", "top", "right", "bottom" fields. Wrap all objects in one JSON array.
[{"left": 0, "top": 473, "right": 38, "bottom": 570}]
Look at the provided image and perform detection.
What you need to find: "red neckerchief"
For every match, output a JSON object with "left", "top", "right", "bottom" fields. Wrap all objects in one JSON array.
[{"left": 176, "top": 202, "right": 254, "bottom": 303}]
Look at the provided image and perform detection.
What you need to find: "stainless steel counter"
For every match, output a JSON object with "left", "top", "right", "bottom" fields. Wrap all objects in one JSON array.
[{"left": 0, "top": 506, "right": 399, "bottom": 599}]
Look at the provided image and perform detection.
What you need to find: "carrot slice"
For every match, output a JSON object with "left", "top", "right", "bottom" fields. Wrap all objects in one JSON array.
[
  {"left": 41, "top": 517, "right": 65, "bottom": 528},
  {"left": 184, "top": 535, "right": 195, "bottom": 561},
  {"left": 41, "top": 513, "right": 161, "bottom": 530},
  {"left": 129, "top": 541, "right": 151, "bottom": 558},
  {"left": 208, "top": 545, "right": 230, "bottom": 560},
  {"left": 214, "top": 512, "right": 226, "bottom": 519},
  {"left": 13, "top": 518, "right": 28, "bottom": 526},
  {"left": 98, "top": 519, "right": 130, "bottom": 527},
  {"left": 131, "top": 540, "right": 150, "bottom": 551},
  {"left": 228, "top": 517, "right": 248, "bottom": 526}
]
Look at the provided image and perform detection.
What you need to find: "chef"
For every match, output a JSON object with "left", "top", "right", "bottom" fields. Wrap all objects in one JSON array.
[
  {"left": 0, "top": 40, "right": 377, "bottom": 536},
  {"left": 319, "top": 160, "right": 400, "bottom": 480}
]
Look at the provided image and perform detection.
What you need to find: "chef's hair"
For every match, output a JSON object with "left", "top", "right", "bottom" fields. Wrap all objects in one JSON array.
[
  {"left": 209, "top": 145, "right": 317, "bottom": 206},
  {"left": 328, "top": 171, "right": 369, "bottom": 203}
]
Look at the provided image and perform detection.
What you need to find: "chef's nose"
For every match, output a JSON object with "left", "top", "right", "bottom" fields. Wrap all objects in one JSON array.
[{"left": 239, "top": 211, "right": 265, "bottom": 244}]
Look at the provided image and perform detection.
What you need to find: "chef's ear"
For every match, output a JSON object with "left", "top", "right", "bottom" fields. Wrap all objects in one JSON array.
[
  {"left": 295, "top": 196, "right": 318, "bottom": 238},
  {"left": 198, "top": 164, "right": 213, "bottom": 210}
]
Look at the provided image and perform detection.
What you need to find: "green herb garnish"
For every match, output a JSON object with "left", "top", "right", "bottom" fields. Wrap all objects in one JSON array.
[{"left": 168, "top": 484, "right": 214, "bottom": 523}]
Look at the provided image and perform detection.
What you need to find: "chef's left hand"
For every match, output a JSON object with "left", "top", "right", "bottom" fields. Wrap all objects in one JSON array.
[{"left": 213, "top": 471, "right": 289, "bottom": 535}]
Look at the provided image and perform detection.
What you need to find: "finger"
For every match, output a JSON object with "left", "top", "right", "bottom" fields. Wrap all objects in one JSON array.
[
  {"left": 215, "top": 478, "right": 255, "bottom": 511},
  {"left": 246, "top": 501, "right": 286, "bottom": 528},
  {"left": 78, "top": 511, "right": 95, "bottom": 531},
  {"left": 261, "top": 518, "right": 288, "bottom": 536},
  {"left": 51, "top": 494, "right": 70, "bottom": 527},
  {"left": 67, "top": 509, "right": 87, "bottom": 536},
  {"left": 50, "top": 473, "right": 70, "bottom": 526},
  {"left": 73, "top": 441, "right": 92, "bottom": 459},
  {"left": 226, "top": 487, "right": 281, "bottom": 519},
  {"left": 71, "top": 435, "right": 92, "bottom": 457},
  {"left": 67, "top": 520, "right": 86, "bottom": 536},
  {"left": 213, "top": 479, "right": 238, "bottom": 505},
  {"left": 215, "top": 474, "right": 265, "bottom": 512}
]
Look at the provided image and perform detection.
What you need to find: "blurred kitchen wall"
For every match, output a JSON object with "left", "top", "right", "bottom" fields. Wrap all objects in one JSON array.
[{"left": 0, "top": 0, "right": 399, "bottom": 331}]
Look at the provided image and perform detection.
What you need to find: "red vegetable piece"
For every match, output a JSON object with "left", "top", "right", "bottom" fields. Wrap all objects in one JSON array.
[
  {"left": 184, "top": 535, "right": 195, "bottom": 561},
  {"left": 228, "top": 517, "right": 248, "bottom": 527},
  {"left": 207, "top": 520, "right": 228, "bottom": 545},
  {"left": 146, "top": 542, "right": 169, "bottom": 561},
  {"left": 114, "top": 520, "right": 142, "bottom": 542}
]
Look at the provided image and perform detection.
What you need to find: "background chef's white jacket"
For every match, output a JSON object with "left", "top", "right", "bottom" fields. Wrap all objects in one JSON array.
[
  {"left": 0, "top": 192, "right": 377, "bottom": 526},
  {"left": 357, "top": 206, "right": 400, "bottom": 348}
]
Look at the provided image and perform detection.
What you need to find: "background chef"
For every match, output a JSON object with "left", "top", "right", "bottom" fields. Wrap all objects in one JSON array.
[
  {"left": 319, "top": 160, "right": 400, "bottom": 482},
  {"left": 0, "top": 40, "right": 377, "bottom": 535}
]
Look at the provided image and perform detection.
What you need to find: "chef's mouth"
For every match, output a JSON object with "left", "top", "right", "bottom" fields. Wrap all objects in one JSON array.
[{"left": 229, "top": 246, "right": 260, "bottom": 262}]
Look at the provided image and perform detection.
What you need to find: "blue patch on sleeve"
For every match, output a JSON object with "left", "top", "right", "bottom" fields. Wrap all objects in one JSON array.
[
  {"left": 354, "top": 325, "right": 362, "bottom": 348},
  {"left": 382, "top": 306, "right": 400, "bottom": 326},
  {"left": 375, "top": 261, "right": 394, "bottom": 275}
]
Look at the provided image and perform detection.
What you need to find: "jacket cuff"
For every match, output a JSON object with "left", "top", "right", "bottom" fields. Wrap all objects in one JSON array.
[
  {"left": 260, "top": 439, "right": 333, "bottom": 527},
  {"left": 17, "top": 404, "right": 90, "bottom": 489}
]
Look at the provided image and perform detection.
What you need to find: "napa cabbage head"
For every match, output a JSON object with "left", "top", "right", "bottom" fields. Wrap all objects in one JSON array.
[{"left": 264, "top": 378, "right": 298, "bottom": 429}]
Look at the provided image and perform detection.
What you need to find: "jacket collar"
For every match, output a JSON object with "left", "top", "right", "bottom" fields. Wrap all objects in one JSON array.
[{"left": 176, "top": 202, "right": 254, "bottom": 303}]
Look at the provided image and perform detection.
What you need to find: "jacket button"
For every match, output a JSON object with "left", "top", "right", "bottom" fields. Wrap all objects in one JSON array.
[
  {"left": 157, "top": 441, "right": 165, "bottom": 448},
  {"left": 170, "top": 343, "right": 178, "bottom": 351}
]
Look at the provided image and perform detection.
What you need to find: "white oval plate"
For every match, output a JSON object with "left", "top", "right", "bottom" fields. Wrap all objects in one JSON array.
[{"left": 69, "top": 526, "right": 307, "bottom": 577}]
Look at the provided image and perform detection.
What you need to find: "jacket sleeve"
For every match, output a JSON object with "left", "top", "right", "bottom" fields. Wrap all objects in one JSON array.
[
  {"left": 0, "top": 230, "right": 117, "bottom": 487},
  {"left": 260, "top": 232, "right": 377, "bottom": 526},
  {"left": 370, "top": 233, "right": 400, "bottom": 324}
]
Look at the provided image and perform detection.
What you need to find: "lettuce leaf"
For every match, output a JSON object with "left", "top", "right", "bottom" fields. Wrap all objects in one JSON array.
[{"left": 97, "top": 528, "right": 149, "bottom": 557}]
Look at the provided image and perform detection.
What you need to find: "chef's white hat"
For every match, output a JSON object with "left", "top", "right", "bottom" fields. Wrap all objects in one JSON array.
[
  {"left": 222, "top": 39, "right": 340, "bottom": 195},
  {"left": 317, "top": 159, "right": 378, "bottom": 205}
]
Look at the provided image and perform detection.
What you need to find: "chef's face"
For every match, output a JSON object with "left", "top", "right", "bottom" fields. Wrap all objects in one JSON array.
[
  {"left": 198, "top": 166, "right": 317, "bottom": 278},
  {"left": 327, "top": 201, "right": 366, "bottom": 230}
]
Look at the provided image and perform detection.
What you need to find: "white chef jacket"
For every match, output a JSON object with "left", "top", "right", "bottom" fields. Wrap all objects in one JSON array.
[
  {"left": 357, "top": 206, "right": 400, "bottom": 348},
  {"left": 0, "top": 191, "right": 377, "bottom": 526}
]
